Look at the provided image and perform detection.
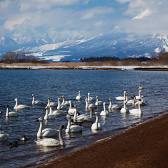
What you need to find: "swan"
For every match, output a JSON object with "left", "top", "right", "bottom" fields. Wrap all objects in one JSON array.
[
  {"left": 116, "top": 91, "right": 127, "bottom": 101},
  {"left": 65, "top": 115, "right": 82, "bottom": 133},
  {"left": 14, "top": 98, "right": 28, "bottom": 110},
  {"left": 0, "top": 131, "right": 8, "bottom": 141},
  {"left": 6, "top": 106, "right": 18, "bottom": 117},
  {"left": 61, "top": 96, "right": 70, "bottom": 108},
  {"left": 44, "top": 108, "right": 56, "bottom": 120},
  {"left": 73, "top": 108, "right": 93, "bottom": 123},
  {"left": 68, "top": 101, "right": 77, "bottom": 115},
  {"left": 87, "top": 93, "right": 94, "bottom": 102},
  {"left": 100, "top": 102, "right": 109, "bottom": 116},
  {"left": 129, "top": 101, "right": 142, "bottom": 115},
  {"left": 136, "top": 89, "right": 142, "bottom": 100},
  {"left": 36, "top": 125, "right": 64, "bottom": 147},
  {"left": 50, "top": 106, "right": 64, "bottom": 116},
  {"left": 46, "top": 98, "right": 56, "bottom": 108},
  {"left": 126, "top": 96, "right": 136, "bottom": 106},
  {"left": 95, "top": 96, "right": 103, "bottom": 106},
  {"left": 108, "top": 99, "right": 121, "bottom": 111},
  {"left": 85, "top": 98, "right": 95, "bottom": 111},
  {"left": 120, "top": 100, "right": 129, "bottom": 113},
  {"left": 91, "top": 112, "right": 101, "bottom": 131},
  {"left": 37, "top": 118, "right": 58, "bottom": 138},
  {"left": 32, "top": 94, "right": 40, "bottom": 105},
  {"left": 76, "top": 91, "right": 81, "bottom": 101}
]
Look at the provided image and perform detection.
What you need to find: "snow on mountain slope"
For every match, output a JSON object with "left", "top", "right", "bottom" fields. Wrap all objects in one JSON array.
[{"left": 0, "top": 33, "right": 168, "bottom": 61}]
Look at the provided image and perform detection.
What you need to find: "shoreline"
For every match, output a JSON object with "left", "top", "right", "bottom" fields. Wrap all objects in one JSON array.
[
  {"left": 37, "top": 112, "right": 168, "bottom": 168},
  {"left": 0, "top": 63, "right": 168, "bottom": 71}
]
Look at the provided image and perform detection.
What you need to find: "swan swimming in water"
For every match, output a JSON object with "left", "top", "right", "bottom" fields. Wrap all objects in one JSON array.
[
  {"left": 116, "top": 91, "right": 127, "bottom": 101},
  {"left": 37, "top": 118, "right": 58, "bottom": 138},
  {"left": 65, "top": 115, "right": 82, "bottom": 133},
  {"left": 14, "top": 98, "right": 28, "bottom": 110},
  {"left": 87, "top": 93, "right": 94, "bottom": 102},
  {"left": 68, "top": 100, "right": 77, "bottom": 115},
  {"left": 120, "top": 100, "right": 129, "bottom": 113},
  {"left": 76, "top": 91, "right": 81, "bottom": 101},
  {"left": 32, "top": 94, "right": 40, "bottom": 105},
  {"left": 95, "top": 96, "right": 103, "bottom": 106},
  {"left": 100, "top": 102, "right": 108, "bottom": 116},
  {"left": 36, "top": 125, "right": 64, "bottom": 147},
  {"left": 91, "top": 112, "right": 101, "bottom": 131},
  {"left": 108, "top": 99, "right": 121, "bottom": 111},
  {"left": 129, "top": 101, "right": 142, "bottom": 115},
  {"left": 6, "top": 106, "right": 18, "bottom": 117}
]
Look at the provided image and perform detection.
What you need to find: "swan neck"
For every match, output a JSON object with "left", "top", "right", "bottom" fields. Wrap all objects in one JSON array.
[
  {"left": 6, "top": 108, "right": 9, "bottom": 117},
  {"left": 37, "top": 121, "right": 43, "bottom": 138},
  {"left": 49, "top": 107, "right": 52, "bottom": 115},
  {"left": 44, "top": 109, "right": 48, "bottom": 120},
  {"left": 73, "top": 110, "right": 77, "bottom": 121}
]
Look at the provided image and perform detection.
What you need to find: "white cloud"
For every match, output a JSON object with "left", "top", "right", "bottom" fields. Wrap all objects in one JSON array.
[{"left": 132, "top": 8, "right": 152, "bottom": 20}]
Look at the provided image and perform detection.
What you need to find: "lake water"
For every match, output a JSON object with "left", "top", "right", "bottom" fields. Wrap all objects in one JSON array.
[{"left": 0, "top": 69, "right": 168, "bottom": 168}]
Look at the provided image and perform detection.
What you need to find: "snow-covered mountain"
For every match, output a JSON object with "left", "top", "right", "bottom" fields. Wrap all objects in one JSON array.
[{"left": 0, "top": 33, "right": 168, "bottom": 61}]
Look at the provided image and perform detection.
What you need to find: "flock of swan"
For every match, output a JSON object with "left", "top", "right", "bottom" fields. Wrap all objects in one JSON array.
[{"left": 0, "top": 87, "right": 145, "bottom": 148}]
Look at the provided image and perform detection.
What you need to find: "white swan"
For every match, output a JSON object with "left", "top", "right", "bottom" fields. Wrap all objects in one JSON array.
[
  {"left": 76, "top": 91, "right": 81, "bottom": 101},
  {"left": 136, "top": 89, "right": 142, "bottom": 100},
  {"left": 108, "top": 99, "right": 121, "bottom": 111},
  {"left": 14, "top": 98, "right": 28, "bottom": 110},
  {"left": 6, "top": 106, "right": 18, "bottom": 117},
  {"left": 120, "top": 100, "right": 129, "bottom": 113},
  {"left": 36, "top": 125, "right": 64, "bottom": 147},
  {"left": 46, "top": 98, "right": 57, "bottom": 108},
  {"left": 65, "top": 115, "right": 82, "bottom": 133},
  {"left": 68, "top": 101, "right": 77, "bottom": 115},
  {"left": 87, "top": 92, "right": 94, "bottom": 102},
  {"left": 91, "top": 112, "right": 101, "bottom": 131},
  {"left": 61, "top": 96, "right": 70, "bottom": 108},
  {"left": 85, "top": 98, "right": 95, "bottom": 111},
  {"left": 116, "top": 91, "right": 127, "bottom": 101},
  {"left": 95, "top": 96, "right": 103, "bottom": 106},
  {"left": 73, "top": 108, "right": 93, "bottom": 123},
  {"left": 0, "top": 131, "right": 8, "bottom": 141},
  {"left": 32, "top": 94, "right": 40, "bottom": 105},
  {"left": 37, "top": 118, "right": 58, "bottom": 138},
  {"left": 44, "top": 108, "right": 56, "bottom": 120},
  {"left": 129, "top": 101, "right": 142, "bottom": 115},
  {"left": 100, "top": 102, "right": 109, "bottom": 116}
]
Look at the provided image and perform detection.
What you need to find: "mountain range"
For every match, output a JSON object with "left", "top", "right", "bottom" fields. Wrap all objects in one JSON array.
[{"left": 0, "top": 33, "right": 168, "bottom": 62}]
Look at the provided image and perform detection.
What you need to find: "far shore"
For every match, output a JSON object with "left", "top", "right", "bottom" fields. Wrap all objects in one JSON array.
[
  {"left": 38, "top": 112, "right": 168, "bottom": 168},
  {"left": 1, "top": 62, "right": 168, "bottom": 71}
]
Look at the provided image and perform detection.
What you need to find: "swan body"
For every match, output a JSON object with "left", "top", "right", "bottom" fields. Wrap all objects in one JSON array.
[
  {"left": 68, "top": 101, "right": 77, "bottom": 115},
  {"left": 129, "top": 102, "right": 141, "bottom": 115},
  {"left": 76, "top": 91, "right": 81, "bottom": 101},
  {"left": 120, "top": 100, "right": 129, "bottom": 113},
  {"left": 37, "top": 118, "right": 58, "bottom": 138},
  {"left": 100, "top": 102, "right": 108, "bottom": 116},
  {"left": 6, "top": 107, "right": 18, "bottom": 117},
  {"left": 14, "top": 98, "right": 28, "bottom": 110},
  {"left": 108, "top": 100, "right": 121, "bottom": 111},
  {"left": 65, "top": 115, "right": 82, "bottom": 133},
  {"left": 116, "top": 91, "right": 127, "bottom": 101},
  {"left": 91, "top": 113, "right": 101, "bottom": 131},
  {"left": 32, "top": 94, "right": 40, "bottom": 105},
  {"left": 36, "top": 125, "right": 64, "bottom": 147}
]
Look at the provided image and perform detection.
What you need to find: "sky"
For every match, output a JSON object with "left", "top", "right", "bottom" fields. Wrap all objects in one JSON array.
[{"left": 0, "top": 0, "right": 168, "bottom": 42}]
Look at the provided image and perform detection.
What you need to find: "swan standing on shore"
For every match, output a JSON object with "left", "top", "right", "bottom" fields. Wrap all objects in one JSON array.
[
  {"left": 37, "top": 118, "right": 58, "bottom": 138},
  {"left": 100, "top": 102, "right": 108, "bottom": 116},
  {"left": 91, "top": 112, "right": 101, "bottom": 131},
  {"left": 65, "top": 115, "right": 82, "bottom": 133},
  {"left": 36, "top": 125, "right": 64, "bottom": 147},
  {"left": 32, "top": 94, "right": 39, "bottom": 105},
  {"left": 6, "top": 106, "right": 18, "bottom": 117},
  {"left": 14, "top": 98, "right": 28, "bottom": 110},
  {"left": 76, "top": 91, "right": 81, "bottom": 101}
]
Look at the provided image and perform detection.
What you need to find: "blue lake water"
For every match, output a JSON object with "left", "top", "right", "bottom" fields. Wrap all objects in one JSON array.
[{"left": 0, "top": 69, "right": 168, "bottom": 168}]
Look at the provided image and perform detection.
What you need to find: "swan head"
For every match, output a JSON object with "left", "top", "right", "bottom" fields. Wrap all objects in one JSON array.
[
  {"left": 14, "top": 98, "right": 18, "bottom": 101},
  {"left": 66, "top": 114, "right": 71, "bottom": 120},
  {"left": 32, "top": 94, "right": 34, "bottom": 97},
  {"left": 38, "top": 117, "right": 43, "bottom": 122}
]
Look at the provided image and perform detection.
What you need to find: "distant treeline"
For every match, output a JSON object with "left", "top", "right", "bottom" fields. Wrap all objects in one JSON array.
[
  {"left": 0, "top": 52, "right": 47, "bottom": 64},
  {"left": 80, "top": 56, "right": 151, "bottom": 62}
]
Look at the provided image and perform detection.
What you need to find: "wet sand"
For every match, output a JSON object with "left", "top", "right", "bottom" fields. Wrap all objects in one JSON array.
[{"left": 39, "top": 113, "right": 168, "bottom": 168}]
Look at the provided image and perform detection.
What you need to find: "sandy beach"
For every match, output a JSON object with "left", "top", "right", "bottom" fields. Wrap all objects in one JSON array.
[{"left": 39, "top": 113, "right": 168, "bottom": 168}]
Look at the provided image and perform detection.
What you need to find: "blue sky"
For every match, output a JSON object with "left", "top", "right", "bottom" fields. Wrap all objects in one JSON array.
[{"left": 0, "top": 0, "right": 168, "bottom": 42}]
